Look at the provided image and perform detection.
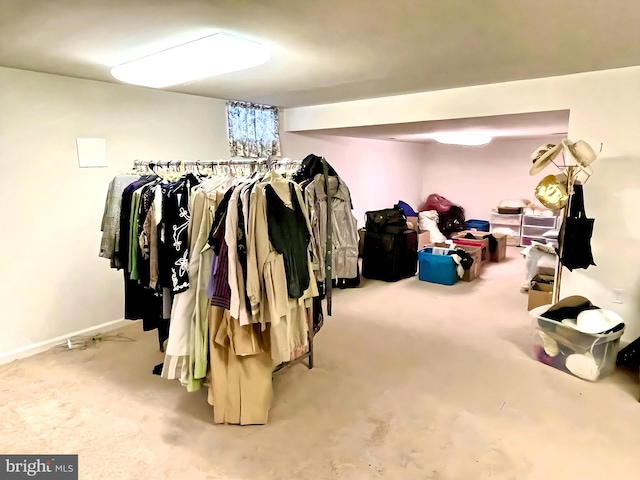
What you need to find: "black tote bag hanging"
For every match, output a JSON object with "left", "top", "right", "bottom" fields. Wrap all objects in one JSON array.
[{"left": 560, "top": 184, "right": 596, "bottom": 271}]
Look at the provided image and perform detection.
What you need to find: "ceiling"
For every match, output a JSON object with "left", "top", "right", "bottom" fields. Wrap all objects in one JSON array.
[
  {"left": 307, "top": 110, "right": 570, "bottom": 143},
  {"left": 2, "top": 0, "right": 640, "bottom": 107}
]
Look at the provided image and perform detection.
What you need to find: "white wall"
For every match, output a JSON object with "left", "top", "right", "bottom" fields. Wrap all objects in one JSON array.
[
  {"left": 0, "top": 67, "right": 229, "bottom": 358},
  {"left": 284, "top": 66, "right": 640, "bottom": 341},
  {"left": 280, "top": 132, "right": 425, "bottom": 226},
  {"left": 420, "top": 136, "right": 561, "bottom": 220}
]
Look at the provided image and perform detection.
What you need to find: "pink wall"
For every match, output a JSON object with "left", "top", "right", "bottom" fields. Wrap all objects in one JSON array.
[
  {"left": 280, "top": 131, "right": 565, "bottom": 227},
  {"left": 281, "top": 132, "right": 425, "bottom": 226},
  {"left": 420, "top": 136, "right": 562, "bottom": 221}
]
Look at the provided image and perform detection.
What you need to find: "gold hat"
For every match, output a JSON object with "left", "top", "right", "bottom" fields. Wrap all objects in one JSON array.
[{"left": 535, "top": 174, "right": 569, "bottom": 210}]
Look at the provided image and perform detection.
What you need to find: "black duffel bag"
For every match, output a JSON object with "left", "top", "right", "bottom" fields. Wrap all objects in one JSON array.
[{"left": 365, "top": 207, "right": 407, "bottom": 234}]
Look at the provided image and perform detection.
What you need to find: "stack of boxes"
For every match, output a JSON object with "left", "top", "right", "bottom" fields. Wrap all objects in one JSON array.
[
  {"left": 527, "top": 267, "right": 555, "bottom": 310},
  {"left": 418, "top": 231, "right": 509, "bottom": 285}
]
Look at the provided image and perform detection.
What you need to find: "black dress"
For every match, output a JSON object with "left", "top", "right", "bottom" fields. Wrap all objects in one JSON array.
[
  {"left": 162, "top": 174, "right": 200, "bottom": 294},
  {"left": 264, "top": 183, "right": 311, "bottom": 299}
]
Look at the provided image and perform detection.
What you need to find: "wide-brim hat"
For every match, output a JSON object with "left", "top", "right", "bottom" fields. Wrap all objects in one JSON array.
[
  {"left": 562, "top": 139, "right": 597, "bottom": 176},
  {"left": 535, "top": 174, "right": 569, "bottom": 210},
  {"left": 529, "top": 143, "right": 562, "bottom": 176},
  {"left": 561, "top": 309, "right": 624, "bottom": 334}
]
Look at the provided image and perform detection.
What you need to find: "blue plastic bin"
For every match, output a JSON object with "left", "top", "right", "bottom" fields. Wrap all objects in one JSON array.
[
  {"left": 465, "top": 219, "right": 490, "bottom": 232},
  {"left": 418, "top": 248, "right": 458, "bottom": 286}
]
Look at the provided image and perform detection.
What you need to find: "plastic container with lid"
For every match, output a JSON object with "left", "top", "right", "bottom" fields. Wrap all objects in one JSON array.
[
  {"left": 529, "top": 305, "right": 624, "bottom": 382},
  {"left": 465, "top": 219, "right": 490, "bottom": 232}
]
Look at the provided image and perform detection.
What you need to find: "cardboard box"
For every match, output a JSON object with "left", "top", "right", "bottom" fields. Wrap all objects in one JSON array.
[
  {"left": 527, "top": 274, "right": 555, "bottom": 311},
  {"left": 455, "top": 244, "right": 483, "bottom": 282},
  {"left": 406, "top": 216, "right": 419, "bottom": 232},
  {"left": 433, "top": 242, "right": 483, "bottom": 282},
  {"left": 453, "top": 231, "right": 507, "bottom": 263},
  {"left": 450, "top": 232, "right": 489, "bottom": 266},
  {"left": 490, "top": 233, "right": 508, "bottom": 262},
  {"left": 537, "top": 266, "right": 556, "bottom": 277},
  {"left": 533, "top": 274, "right": 555, "bottom": 284},
  {"left": 417, "top": 231, "right": 431, "bottom": 249}
]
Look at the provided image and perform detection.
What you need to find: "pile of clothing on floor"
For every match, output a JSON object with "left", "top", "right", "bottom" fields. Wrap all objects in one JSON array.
[
  {"left": 415, "top": 194, "right": 466, "bottom": 241},
  {"left": 532, "top": 296, "right": 625, "bottom": 381}
]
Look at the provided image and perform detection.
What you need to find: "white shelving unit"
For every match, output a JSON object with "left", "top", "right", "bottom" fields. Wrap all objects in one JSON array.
[
  {"left": 490, "top": 212, "right": 523, "bottom": 246},
  {"left": 520, "top": 215, "right": 559, "bottom": 248}
]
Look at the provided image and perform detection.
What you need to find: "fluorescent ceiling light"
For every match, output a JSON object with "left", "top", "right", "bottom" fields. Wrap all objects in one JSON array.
[
  {"left": 433, "top": 133, "right": 492, "bottom": 146},
  {"left": 111, "top": 33, "right": 271, "bottom": 88}
]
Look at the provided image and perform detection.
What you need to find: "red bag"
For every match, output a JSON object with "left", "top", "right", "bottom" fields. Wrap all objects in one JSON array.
[{"left": 419, "top": 194, "right": 464, "bottom": 215}]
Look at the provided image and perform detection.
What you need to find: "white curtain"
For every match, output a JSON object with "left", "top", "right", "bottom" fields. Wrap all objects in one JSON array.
[{"left": 227, "top": 101, "right": 281, "bottom": 158}]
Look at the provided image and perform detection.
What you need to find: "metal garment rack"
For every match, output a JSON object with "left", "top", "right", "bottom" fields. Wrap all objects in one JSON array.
[
  {"left": 133, "top": 158, "right": 270, "bottom": 173},
  {"left": 132, "top": 157, "right": 301, "bottom": 171},
  {"left": 132, "top": 157, "right": 315, "bottom": 372}
]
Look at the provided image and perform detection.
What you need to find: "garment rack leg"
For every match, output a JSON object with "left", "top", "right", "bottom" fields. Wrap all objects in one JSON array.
[{"left": 308, "top": 336, "right": 314, "bottom": 369}]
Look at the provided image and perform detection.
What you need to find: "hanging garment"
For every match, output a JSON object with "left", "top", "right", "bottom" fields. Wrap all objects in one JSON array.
[
  {"left": 118, "top": 176, "right": 159, "bottom": 322},
  {"left": 141, "top": 187, "right": 163, "bottom": 290},
  {"left": 99, "top": 174, "right": 140, "bottom": 267},
  {"left": 291, "top": 153, "right": 338, "bottom": 184},
  {"left": 560, "top": 184, "right": 596, "bottom": 271},
  {"left": 128, "top": 183, "right": 148, "bottom": 281},
  {"left": 225, "top": 183, "right": 253, "bottom": 326},
  {"left": 207, "top": 306, "right": 273, "bottom": 425},
  {"left": 304, "top": 174, "right": 359, "bottom": 281},
  {"left": 190, "top": 190, "right": 217, "bottom": 388},
  {"left": 117, "top": 176, "right": 156, "bottom": 271},
  {"left": 162, "top": 187, "right": 208, "bottom": 386},
  {"left": 136, "top": 182, "right": 160, "bottom": 288},
  {"left": 265, "top": 182, "right": 311, "bottom": 299},
  {"left": 245, "top": 173, "right": 318, "bottom": 361},
  {"left": 163, "top": 175, "right": 200, "bottom": 293}
]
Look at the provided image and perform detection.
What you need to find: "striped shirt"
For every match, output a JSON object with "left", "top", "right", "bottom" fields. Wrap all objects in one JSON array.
[{"left": 210, "top": 237, "right": 231, "bottom": 310}]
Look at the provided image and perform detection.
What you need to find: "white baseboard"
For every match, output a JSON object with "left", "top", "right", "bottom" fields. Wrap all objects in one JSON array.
[{"left": 0, "top": 319, "right": 132, "bottom": 365}]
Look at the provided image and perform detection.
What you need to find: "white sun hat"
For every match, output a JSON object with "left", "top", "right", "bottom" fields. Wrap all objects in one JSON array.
[
  {"left": 561, "top": 309, "right": 624, "bottom": 334},
  {"left": 561, "top": 139, "right": 598, "bottom": 176},
  {"left": 529, "top": 143, "right": 563, "bottom": 176}
]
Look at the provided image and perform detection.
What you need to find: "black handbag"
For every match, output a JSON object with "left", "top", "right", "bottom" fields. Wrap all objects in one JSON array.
[
  {"left": 439, "top": 205, "right": 466, "bottom": 238},
  {"left": 560, "top": 184, "right": 596, "bottom": 271},
  {"left": 365, "top": 207, "right": 407, "bottom": 234}
]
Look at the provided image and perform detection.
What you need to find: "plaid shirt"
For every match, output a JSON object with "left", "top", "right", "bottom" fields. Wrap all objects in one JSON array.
[{"left": 99, "top": 174, "right": 140, "bottom": 266}]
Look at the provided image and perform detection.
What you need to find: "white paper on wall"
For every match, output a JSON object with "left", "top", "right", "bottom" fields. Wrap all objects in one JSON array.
[{"left": 76, "top": 138, "right": 108, "bottom": 168}]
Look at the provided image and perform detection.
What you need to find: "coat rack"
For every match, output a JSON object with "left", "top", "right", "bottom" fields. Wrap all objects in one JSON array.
[
  {"left": 553, "top": 165, "right": 577, "bottom": 303},
  {"left": 530, "top": 140, "right": 599, "bottom": 304}
]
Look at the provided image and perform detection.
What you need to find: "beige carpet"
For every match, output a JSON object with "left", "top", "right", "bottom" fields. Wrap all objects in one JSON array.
[{"left": 1, "top": 247, "right": 639, "bottom": 479}]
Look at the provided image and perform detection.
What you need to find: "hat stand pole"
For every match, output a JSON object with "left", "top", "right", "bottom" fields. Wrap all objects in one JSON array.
[{"left": 553, "top": 165, "right": 577, "bottom": 303}]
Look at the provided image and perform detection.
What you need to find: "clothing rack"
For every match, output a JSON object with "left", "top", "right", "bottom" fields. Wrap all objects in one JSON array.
[
  {"left": 132, "top": 157, "right": 301, "bottom": 169},
  {"left": 132, "top": 156, "right": 314, "bottom": 373},
  {"left": 553, "top": 166, "right": 577, "bottom": 304},
  {"left": 549, "top": 143, "right": 599, "bottom": 303}
]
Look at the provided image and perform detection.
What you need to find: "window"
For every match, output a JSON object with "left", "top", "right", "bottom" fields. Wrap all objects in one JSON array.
[{"left": 227, "top": 101, "right": 281, "bottom": 158}]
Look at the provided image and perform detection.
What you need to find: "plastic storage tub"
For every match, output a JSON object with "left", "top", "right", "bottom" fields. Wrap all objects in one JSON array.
[
  {"left": 465, "top": 219, "right": 490, "bottom": 232},
  {"left": 418, "top": 248, "right": 458, "bottom": 286},
  {"left": 530, "top": 306, "right": 624, "bottom": 381}
]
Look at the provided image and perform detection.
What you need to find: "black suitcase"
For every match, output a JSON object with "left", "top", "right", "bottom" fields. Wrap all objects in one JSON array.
[{"left": 362, "top": 229, "right": 418, "bottom": 281}]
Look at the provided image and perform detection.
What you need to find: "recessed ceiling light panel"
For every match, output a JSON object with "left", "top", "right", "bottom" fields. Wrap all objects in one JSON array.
[
  {"left": 111, "top": 33, "right": 271, "bottom": 88},
  {"left": 433, "top": 132, "right": 492, "bottom": 146}
]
